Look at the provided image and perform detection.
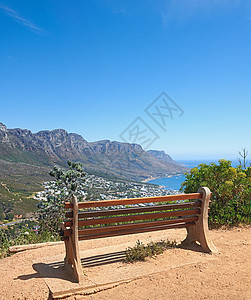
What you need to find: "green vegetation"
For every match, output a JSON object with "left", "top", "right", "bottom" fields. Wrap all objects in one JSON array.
[
  {"left": 0, "top": 158, "right": 51, "bottom": 221},
  {"left": 0, "top": 179, "right": 40, "bottom": 221},
  {"left": 125, "top": 239, "right": 177, "bottom": 262},
  {"left": 181, "top": 159, "right": 251, "bottom": 228},
  {"left": 0, "top": 220, "right": 60, "bottom": 259},
  {"left": 37, "top": 161, "right": 86, "bottom": 235}
]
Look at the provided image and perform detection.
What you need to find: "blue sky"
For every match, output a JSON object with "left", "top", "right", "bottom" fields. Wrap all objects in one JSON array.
[{"left": 0, "top": 0, "right": 250, "bottom": 160}]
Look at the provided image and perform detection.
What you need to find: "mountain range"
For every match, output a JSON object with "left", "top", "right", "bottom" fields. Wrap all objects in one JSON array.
[{"left": 0, "top": 122, "right": 188, "bottom": 182}]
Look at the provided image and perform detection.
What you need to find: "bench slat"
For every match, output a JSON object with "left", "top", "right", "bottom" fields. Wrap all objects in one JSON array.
[
  {"left": 65, "top": 193, "right": 202, "bottom": 209},
  {"left": 63, "top": 216, "right": 198, "bottom": 237},
  {"left": 65, "top": 201, "right": 201, "bottom": 219},
  {"left": 64, "top": 208, "right": 200, "bottom": 227},
  {"left": 63, "top": 222, "right": 194, "bottom": 241}
]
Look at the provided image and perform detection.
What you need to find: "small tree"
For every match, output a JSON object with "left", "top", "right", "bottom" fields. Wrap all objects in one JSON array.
[
  {"left": 37, "top": 161, "right": 86, "bottom": 235},
  {"left": 237, "top": 148, "right": 249, "bottom": 168}
]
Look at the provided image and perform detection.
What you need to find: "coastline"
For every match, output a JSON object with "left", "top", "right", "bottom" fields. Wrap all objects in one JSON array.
[
  {"left": 143, "top": 173, "right": 187, "bottom": 192},
  {"left": 142, "top": 176, "right": 157, "bottom": 183},
  {"left": 142, "top": 173, "right": 184, "bottom": 183}
]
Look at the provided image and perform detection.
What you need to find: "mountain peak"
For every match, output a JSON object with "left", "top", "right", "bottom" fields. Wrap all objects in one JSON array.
[{"left": 0, "top": 122, "right": 7, "bottom": 132}]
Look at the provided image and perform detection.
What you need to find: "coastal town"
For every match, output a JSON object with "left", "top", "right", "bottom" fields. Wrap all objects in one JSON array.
[{"left": 34, "top": 173, "right": 178, "bottom": 203}]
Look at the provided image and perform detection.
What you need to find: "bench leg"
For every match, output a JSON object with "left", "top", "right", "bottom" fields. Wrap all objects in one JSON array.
[
  {"left": 181, "top": 187, "right": 218, "bottom": 254},
  {"left": 63, "top": 195, "right": 84, "bottom": 283},
  {"left": 64, "top": 236, "right": 83, "bottom": 283}
]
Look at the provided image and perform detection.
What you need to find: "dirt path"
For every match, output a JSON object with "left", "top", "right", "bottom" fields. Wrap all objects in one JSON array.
[
  {"left": 0, "top": 226, "right": 250, "bottom": 300},
  {"left": 0, "top": 182, "right": 11, "bottom": 193}
]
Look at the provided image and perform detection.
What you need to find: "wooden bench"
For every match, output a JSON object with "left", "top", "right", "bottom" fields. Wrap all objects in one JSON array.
[{"left": 61, "top": 186, "right": 217, "bottom": 282}]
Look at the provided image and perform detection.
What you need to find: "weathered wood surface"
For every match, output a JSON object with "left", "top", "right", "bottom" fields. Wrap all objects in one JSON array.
[
  {"left": 181, "top": 187, "right": 218, "bottom": 254},
  {"left": 64, "top": 195, "right": 84, "bottom": 283}
]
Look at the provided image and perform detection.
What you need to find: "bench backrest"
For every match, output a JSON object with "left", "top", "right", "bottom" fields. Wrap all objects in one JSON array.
[{"left": 63, "top": 192, "right": 203, "bottom": 241}]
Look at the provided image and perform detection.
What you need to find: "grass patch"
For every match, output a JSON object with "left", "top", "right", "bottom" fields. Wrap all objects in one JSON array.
[{"left": 125, "top": 239, "right": 177, "bottom": 263}]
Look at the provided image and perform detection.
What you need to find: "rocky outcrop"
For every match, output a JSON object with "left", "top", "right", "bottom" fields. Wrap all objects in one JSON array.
[{"left": 0, "top": 122, "right": 10, "bottom": 143}]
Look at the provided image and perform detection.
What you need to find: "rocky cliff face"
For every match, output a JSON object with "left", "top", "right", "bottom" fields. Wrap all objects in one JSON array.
[
  {"left": 0, "top": 123, "right": 10, "bottom": 143},
  {"left": 0, "top": 123, "right": 188, "bottom": 181},
  {"left": 147, "top": 150, "right": 178, "bottom": 164}
]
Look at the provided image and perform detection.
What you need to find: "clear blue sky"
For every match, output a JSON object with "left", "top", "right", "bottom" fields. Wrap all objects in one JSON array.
[{"left": 0, "top": 0, "right": 250, "bottom": 160}]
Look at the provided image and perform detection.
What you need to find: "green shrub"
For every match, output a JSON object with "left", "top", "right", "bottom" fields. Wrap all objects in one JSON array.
[
  {"left": 181, "top": 160, "right": 251, "bottom": 228},
  {"left": 125, "top": 239, "right": 177, "bottom": 263}
]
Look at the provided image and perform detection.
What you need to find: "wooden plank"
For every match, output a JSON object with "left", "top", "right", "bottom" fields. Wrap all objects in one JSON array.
[
  {"left": 65, "top": 193, "right": 202, "bottom": 209},
  {"left": 62, "top": 222, "right": 194, "bottom": 241},
  {"left": 65, "top": 201, "right": 201, "bottom": 219},
  {"left": 78, "top": 222, "right": 194, "bottom": 240},
  {"left": 64, "top": 208, "right": 200, "bottom": 227},
  {"left": 63, "top": 216, "right": 198, "bottom": 237},
  {"left": 80, "top": 216, "right": 198, "bottom": 236}
]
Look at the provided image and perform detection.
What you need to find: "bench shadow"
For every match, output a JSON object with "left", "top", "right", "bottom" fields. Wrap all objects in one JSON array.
[
  {"left": 81, "top": 250, "right": 126, "bottom": 267},
  {"left": 16, "top": 246, "right": 207, "bottom": 283},
  {"left": 16, "top": 245, "right": 206, "bottom": 282},
  {"left": 15, "top": 250, "right": 127, "bottom": 283},
  {"left": 33, "top": 261, "right": 78, "bottom": 282},
  {"left": 14, "top": 273, "right": 39, "bottom": 281}
]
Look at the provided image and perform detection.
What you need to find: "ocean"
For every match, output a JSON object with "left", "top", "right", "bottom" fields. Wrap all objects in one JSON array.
[{"left": 148, "top": 159, "right": 239, "bottom": 191}]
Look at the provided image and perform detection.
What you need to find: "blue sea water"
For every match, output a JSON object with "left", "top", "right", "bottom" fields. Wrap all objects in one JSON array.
[{"left": 148, "top": 159, "right": 239, "bottom": 191}]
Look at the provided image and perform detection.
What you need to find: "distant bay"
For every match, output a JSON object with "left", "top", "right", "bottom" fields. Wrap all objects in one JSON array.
[
  {"left": 148, "top": 174, "right": 186, "bottom": 191},
  {"left": 148, "top": 159, "right": 239, "bottom": 191}
]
